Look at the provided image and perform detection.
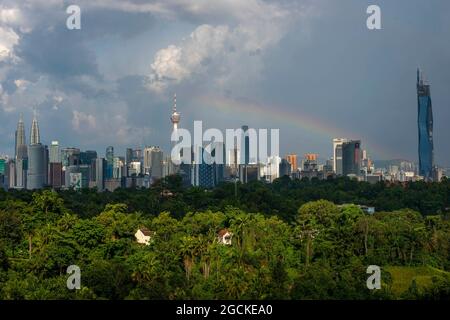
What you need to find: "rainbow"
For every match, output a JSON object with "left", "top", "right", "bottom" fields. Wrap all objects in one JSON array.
[{"left": 194, "top": 94, "right": 394, "bottom": 159}]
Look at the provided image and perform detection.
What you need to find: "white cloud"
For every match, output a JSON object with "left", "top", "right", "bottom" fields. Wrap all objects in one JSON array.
[
  {"left": 0, "top": 7, "right": 23, "bottom": 25},
  {"left": 0, "top": 26, "right": 19, "bottom": 62},
  {"left": 72, "top": 110, "right": 96, "bottom": 132},
  {"left": 145, "top": 1, "right": 303, "bottom": 93}
]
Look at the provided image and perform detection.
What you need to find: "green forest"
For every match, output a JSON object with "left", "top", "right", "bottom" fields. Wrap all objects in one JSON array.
[{"left": 0, "top": 176, "right": 449, "bottom": 300}]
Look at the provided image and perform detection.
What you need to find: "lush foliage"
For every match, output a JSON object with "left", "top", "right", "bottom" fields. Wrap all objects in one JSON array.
[{"left": 0, "top": 177, "right": 449, "bottom": 300}]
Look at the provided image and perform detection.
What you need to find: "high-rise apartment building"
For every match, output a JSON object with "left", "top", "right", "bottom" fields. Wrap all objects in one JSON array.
[{"left": 285, "top": 154, "right": 298, "bottom": 173}]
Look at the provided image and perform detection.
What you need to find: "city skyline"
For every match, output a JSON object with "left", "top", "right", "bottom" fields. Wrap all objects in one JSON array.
[
  {"left": 0, "top": 1, "right": 450, "bottom": 165},
  {"left": 0, "top": 83, "right": 443, "bottom": 170},
  {"left": 1, "top": 77, "right": 444, "bottom": 193}
]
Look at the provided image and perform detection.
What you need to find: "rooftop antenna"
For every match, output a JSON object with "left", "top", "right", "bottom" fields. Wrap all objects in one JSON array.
[{"left": 173, "top": 93, "right": 177, "bottom": 112}]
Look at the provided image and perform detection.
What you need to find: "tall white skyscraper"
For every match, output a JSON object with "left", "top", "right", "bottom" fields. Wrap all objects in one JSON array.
[{"left": 333, "top": 138, "right": 348, "bottom": 175}]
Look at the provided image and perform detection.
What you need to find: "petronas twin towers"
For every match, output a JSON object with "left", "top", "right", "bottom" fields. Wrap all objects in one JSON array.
[
  {"left": 14, "top": 111, "right": 44, "bottom": 189},
  {"left": 14, "top": 112, "right": 40, "bottom": 158}
]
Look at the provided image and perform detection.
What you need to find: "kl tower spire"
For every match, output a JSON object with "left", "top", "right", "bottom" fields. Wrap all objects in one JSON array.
[{"left": 170, "top": 93, "right": 180, "bottom": 131}]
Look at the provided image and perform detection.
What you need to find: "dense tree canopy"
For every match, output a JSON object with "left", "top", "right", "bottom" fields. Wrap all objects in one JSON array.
[{"left": 0, "top": 176, "right": 449, "bottom": 299}]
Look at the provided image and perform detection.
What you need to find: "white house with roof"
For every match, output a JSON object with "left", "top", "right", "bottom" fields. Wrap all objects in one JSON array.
[{"left": 135, "top": 228, "right": 154, "bottom": 245}]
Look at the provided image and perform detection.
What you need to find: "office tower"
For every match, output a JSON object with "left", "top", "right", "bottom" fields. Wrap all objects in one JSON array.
[
  {"left": 0, "top": 158, "right": 5, "bottom": 175},
  {"left": 66, "top": 164, "right": 89, "bottom": 190},
  {"left": 8, "top": 161, "right": 16, "bottom": 188},
  {"left": 69, "top": 172, "right": 82, "bottom": 190},
  {"left": 49, "top": 141, "right": 60, "bottom": 163},
  {"left": 95, "top": 158, "right": 106, "bottom": 191},
  {"left": 285, "top": 154, "right": 298, "bottom": 173},
  {"left": 262, "top": 156, "right": 281, "bottom": 183},
  {"left": 324, "top": 159, "right": 334, "bottom": 177},
  {"left": 79, "top": 164, "right": 90, "bottom": 188},
  {"left": 0, "top": 158, "right": 5, "bottom": 189},
  {"left": 303, "top": 154, "right": 319, "bottom": 171},
  {"left": 144, "top": 146, "right": 163, "bottom": 179},
  {"left": 49, "top": 162, "right": 62, "bottom": 189},
  {"left": 208, "top": 142, "right": 225, "bottom": 186},
  {"left": 432, "top": 166, "right": 443, "bottom": 182},
  {"left": 27, "top": 144, "right": 45, "bottom": 189},
  {"left": 333, "top": 138, "right": 348, "bottom": 175},
  {"left": 106, "top": 146, "right": 114, "bottom": 179},
  {"left": 279, "top": 158, "right": 292, "bottom": 177},
  {"left": 226, "top": 144, "right": 240, "bottom": 178},
  {"left": 16, "top": 158, "right": 27, "bottom": 188},
  {"left": 128, "top": 161, "right": 142, "bottom": 176},
  {"left": 15, "top": 113, "right": 27, "bottom": 159},
  {"left": 191, "top": 147, "right": 214, "bottom": 188},
  {"left": 80, "top": 150, "right": 97, "bottom": 165},
  {"left": 43, "top": 145, "right": 49, "bottom": 186},
  {"left": 239, "top": 164, "right": 260, "bottom": 183},
  {"left": 342, "top": 140, "right": 361, "bottom": 176},
  {"left": 64, "top": 165, "right": 79, "bottom": 188},
  {"left": 132, "top": 148, "right": 143, "bottom": 162},
  {"left": 241, "top": 125, "right": 250, "bottom": 165},
  {"left": 163, "top": 154, "right": 176, "bottom": 177},
  {"left": 177, "top": 146, "right": 194, "bottom": 186},
  {"left": 113, "top": 156, "right": 125, "bottom": 179},
  {"left": 61, "top": 148, "right": 80, "bottom": 167},
  {"left": 30, "top": 111, "right": 40, "bottom": 145},
  {"left": 417, "top": 69, "right": 434, "bottom": 180},
  {"left": 126, "top": 148, "right": 133, "bottom": 165},
  {"left": 301, "top": 153, "right": 322, "bottom": 180},
  {"left": 2, "top": 159, "right": 10, "bottom": 189}
]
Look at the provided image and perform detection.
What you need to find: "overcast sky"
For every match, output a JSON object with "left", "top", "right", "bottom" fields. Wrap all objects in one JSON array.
[{"left": 1, "top": 0, "right": 449, "bottom": 166}]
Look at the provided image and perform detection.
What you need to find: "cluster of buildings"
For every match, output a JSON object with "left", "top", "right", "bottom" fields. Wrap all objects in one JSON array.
[{"left": 0, "top": 70, "right": 445, "bottom": 191}]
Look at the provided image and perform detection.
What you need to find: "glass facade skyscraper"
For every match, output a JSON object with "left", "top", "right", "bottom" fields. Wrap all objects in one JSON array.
[
  {"left": 106, "top": 146, "right": 114, "bottom": 179},
  {"left": 417, "top": 69, "right": 434, "bottom": 180},
  {"left": 342, "top": 140, "right": 361, "bottom": 176}
]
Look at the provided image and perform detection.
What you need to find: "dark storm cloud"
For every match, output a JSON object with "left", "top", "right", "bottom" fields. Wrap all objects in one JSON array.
[
  {"left": 16, "top": 28, "right": 100, "bottom": 79},
  {"left": 257, "top": 0, "right": 450, "bottom": 165},
  {"left": 1, "top": 0, "right": 449, "bottom": 167},
  {"left": 81, "top": 9, "right": 157, "bottom": 39}
]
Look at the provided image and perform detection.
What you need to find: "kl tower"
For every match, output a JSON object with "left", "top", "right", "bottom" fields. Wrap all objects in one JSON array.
[
  {"left": 171, "top": 93, "right": 180, "bottom": 132},
  {"left": 170, "top": 93, "right": 181, "bottom": 171}
]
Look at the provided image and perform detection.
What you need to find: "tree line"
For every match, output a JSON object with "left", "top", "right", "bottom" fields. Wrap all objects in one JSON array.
[{"left": 0, "top": 176, "right": 449, "bottom": 299}]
